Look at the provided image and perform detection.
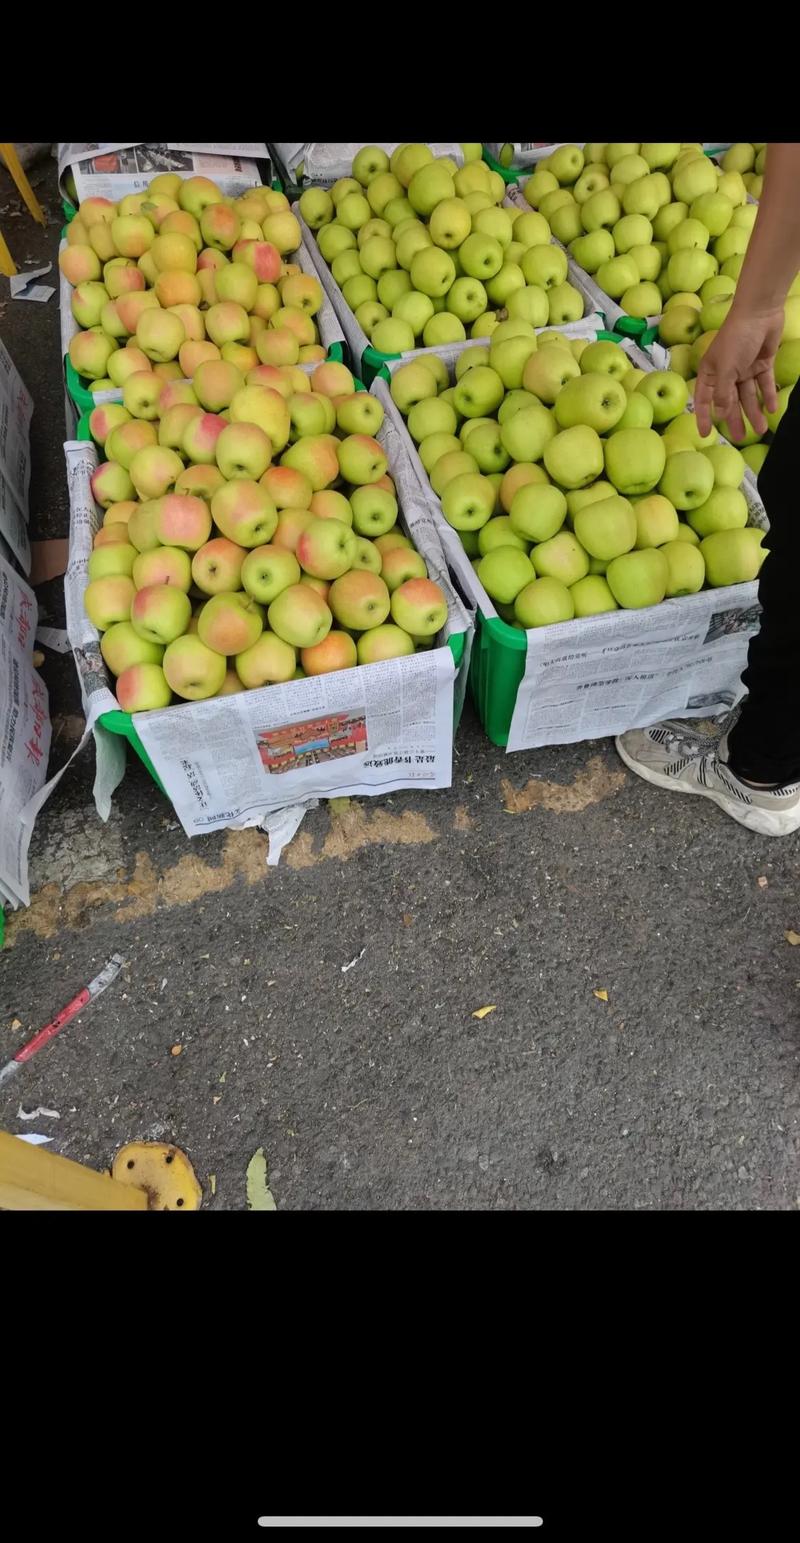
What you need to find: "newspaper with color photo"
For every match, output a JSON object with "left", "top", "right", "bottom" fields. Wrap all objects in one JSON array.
[
  {"left": 58, "top": 142, "right": 270, "bottom": 203},
  {"left": 0, "top": 556, "right": 51, "bottom": 908}
]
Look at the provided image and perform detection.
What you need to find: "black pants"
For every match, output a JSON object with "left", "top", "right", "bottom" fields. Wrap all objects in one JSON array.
[{"left": 727, "top": 381, "right": 800, "bottom": 785}]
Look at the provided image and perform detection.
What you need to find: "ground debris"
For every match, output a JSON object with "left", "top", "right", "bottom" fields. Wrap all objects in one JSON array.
[
  {"left": 246, "top": 1148, "right": 277, "bottom": 1211},
  {"left": 472, "top": 1005, "right": 496, "bottom": 1020}
]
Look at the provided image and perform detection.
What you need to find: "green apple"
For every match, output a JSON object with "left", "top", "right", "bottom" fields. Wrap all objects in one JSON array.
[
  {"left": 543, "top": 425, "right": 604, "bottom": 489},
  {"left": 672, "top": 156, "right": 718, "bottom": 203},
  {"left": 700, "top": 527, "right": 766, "bottom": 586},
  {"left": 408, "top": 397, "right": 457, "bottom": 442},
  {"left": 565, "top": 481, "right": 616, "bottom": 520},
  {"left": 513, "top": 575, "right": 574, "bottom": 627},
  {"left": 539, "top": 189, "right": 576, "bottom": 222},
  {"left": 613, "top": 153, "right": 649, "bottom": 187},
  {"left": 376, "top": 269, "right": 412, "bottom": 310},
  {"left": 721, "top": 254, "right": 745, "bottom": 282},
  {"left": 513, "top": 211, "right": 551, "bottom": 248},
  {"left": 569, "top": 575, "right": 618, "bottom": 616},
  {"left": 731, "top": 204, "right": 758, "bottom": 232},
  {"left": 573, "top": 494, "right": 636, "bottom": 560},
  {"left": 620, "top": 282, "right": 662, "bottom": 318},
  {"left": 667, "top": 344, "right": 694, "bottom": 379},
  {"left": 554, "top": 373, "right": 627, "bottom": 433},
  {"left": 300, "top": 186, "right": 335, "bottom": 230},
  {"left": 477, "top": 546, "right": 535, "bottom": 603},
  {"left": 687, "top": 487, "right": 749, "bottom": 536},
  {"left": 509, "top": 483, "right": 567, "bottom": 542},
  {"left": 574, "top": 168, "right": 610, "bottom": 204},
  {"left": 530, "top": 530, "right": 590, "bottom": 585},
  {"left": 359, "top": 235, "right": 398, "bottom": 279},
  {"left": 409, "top": 247, "right": 456, "bottom": 297},
  {"left": 489, "top": 335, "right": 538, "bottom": 389},
  {"left": 653, "top": 201, "right": 689, "bottom": 241},
  {"left": 702, "top": 444, "right": 745, "bottom": 488},
  {"left": 523, "top": 348, "right": 579, "bottom": 402},
  {"left": 596, "top": 254, "right": 640, "bottom": 299},
  {"left": 492, "top": 317, "right": 536, "bottom": 345},
  {"left": 612, "top": 392, "right": 654, "bottom": 431},
  {"left": 459, "top": 232, "right": 505, "bottom": 281},
  {"left": 317, "top": 223, "right": 357, "bottom": 263},
  {"left": 741, "top": 444, "right": 769, "bottom": 476},
  {"left": 721, "top": 170, "right": 750, "bottom": 204},
  {"left": 667, "top": 249, "right": 717, "bottom": 292},
  {"left": 506, "top": 285, "right": 550, "bottom": 327},
  {"left": 474, "top": 206, "right": 514, "bottom": 248},
  {"left": 419, "top": 433, "right": 462, "bottom": 473},
  {"left": 395, "top": 225, "right": 432, "bottom": 271},
  {"left": 549, "top": 203, "right": 583, "bottom": 245},
  {"left": 477, "top": 516, "right": 528, "bottom": 555},
  {"left": 613, "top": 213, "right": 653, "bottom": 253},
  {"left": 499, "top": 404, "right": 557, "bottom": 462},
  {"left": 714, "top": 226, "right": 750, "bottom": 265},
  {"left": 430, "top": 450, "right": 479, "bottom": 495},
  {"left": 570, "top": 229, "right": 615, "bottom": 273},
  {"left": 606, "top": 547, "right": 668, "bottom": 608},
  {"left": 633, "top": 493, "right": 679, "bottom": 547},
  {"left": 332, "top": 249, "right": 364, "bottom": 287},
  {"left": 636, "top": 370, "right": 688, "bottom": 424},
  {"left": 446, "top": 276, "right": 489, "bottom": 323},
  {"left": 547, "top": 282, "right": 584, "bottom": 324},
  {"left": 667, "top": 217, "right": 710, "bottom": 255},
  {"left": 641, "top": 143, "right": 681, "bottom": 171},
  {"left": 776, "top": 339, "right": 800, "bottom": 388},
  {"left": 659, "top": 305, "right": 703, "bottom": 346},
  {"left": 486, "top": 262, "right": 525, "bottom": 307},
  {"left": 689, "top": 191, "right": 734, "bottom": 237},
  {"left": 467, "top": 423, "right": 511, "bottom": 474},
  {"left": 622, "top": 172, "right": 670, "bottom": 219},
  {"left": 666, "top": 410, "right": 717, "bottom": 451},
  {"left": 498, "top": 390, "right": 541, "bottom": 425},
  {"left": 455, "top": 346, "right": 491, "bottom": 379},
  {"left": 630, "top": 244, "right": 663, "bottom": 282},
  {"left": 523, "top": 169, "right": 559, "bottom": 208},
  {"left": 604, "top": 427, "right": 666, "bottom": 495},
  {"left": 661, "top": 540, "right": 705, "bottom": 595},
  {"left": 389, "top": 360, "right": 438, "bottom": 413},
  {"left": 659, "top": 450, "right": 715, "bottom": 509},
  {"left": 673, "top": 522, "right": 700, "bottom": 545},
  {"left": 579, "top": 339, "right": 629, "bottom": 380},
  {"left": 520, "top": 244, "right": 567, "bottom": 290},
  {"left": 548, "top": 144, "right": 585, "bottom": 185},
  {"left": 453, "top": 365, "right": 504, "bottom": 418},
  {"left": 440, "top": 472, "right": 497, "bottom": 530},
  {"left": 408, "top": 162, "right": 456, "bottom": 217}
]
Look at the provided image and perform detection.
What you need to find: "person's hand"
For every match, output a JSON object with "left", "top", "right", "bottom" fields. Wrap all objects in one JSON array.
[{"left": 693, "top": 305, "right": 782, "bottom": 443}]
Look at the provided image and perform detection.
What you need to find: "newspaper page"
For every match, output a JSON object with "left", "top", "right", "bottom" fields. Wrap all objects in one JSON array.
[
  {"left": 0, "top": 556, "right": 51, "bottom": 908},
  {"left": 59, "top": 143, "right": 269, "bottom": 203},
  {"left": 0, "top": 338, "right": 33, "bottom": 573},
  {"left": 135, "top": 645, "right": 455, "bottom": 836},
  {"left": 506, "top": 586, "right": 760, "bottom": 752}
]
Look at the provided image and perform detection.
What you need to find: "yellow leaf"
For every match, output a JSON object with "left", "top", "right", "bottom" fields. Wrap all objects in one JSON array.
[
  {"left": 246, "top": 1148, "right": 277, "bottom": 1212},
  {"left": 785, "top": 930, "right": 800, "bottom": 946},
  {"left": 472, "top": 1005, "right": 496, "bottom": 1019},
  {"left": 593, "top": 989, "right": 609, "bottom": 1002}
]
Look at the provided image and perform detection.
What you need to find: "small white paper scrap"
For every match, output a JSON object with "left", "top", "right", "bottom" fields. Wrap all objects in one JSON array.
[
  {"left": 16, "top": 1133, "right": 53, "bottom": 1145},
  {"left": 10, "top": 264, "right": 55, "bottom": 302},
  {"left": 17, "top": 1105, "right": 61, "bottom": 1121},
  {"left": 35, "top": 626, "right": 71, "bottom": 654},
  {"left": 262, "top": 799, "right": 318, "bottom": 867}
]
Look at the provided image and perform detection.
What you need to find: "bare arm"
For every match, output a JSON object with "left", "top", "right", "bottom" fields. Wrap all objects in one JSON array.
[{"left": 694, "top": 143, "right": 800, "bottom": 441}]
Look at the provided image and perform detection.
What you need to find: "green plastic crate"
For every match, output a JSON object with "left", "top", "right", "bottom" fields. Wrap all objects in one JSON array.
[
  {"left": 481, "top": 146, "right": 521, "bottom": 184},
  {"left": 75, "top": 404, "right": 464, "bottom": 793}
]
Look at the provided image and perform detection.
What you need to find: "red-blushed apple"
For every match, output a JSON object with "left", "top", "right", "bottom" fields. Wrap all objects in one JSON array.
[
  {"left": 349, "top": 485, "right": 398, "bottom": 537},
  {"left": 256, "top": 328, "right": 300, "bottom": 366},
  {"left": 220, "top": 343, "right": 258, "bottom": 376},
  {"left": 391, "top": 577, "right": 448, "bottom": 636},
  {"left": 281, "top": 433, "right": 340, "bottom": 491},
  {"left": 273, "top": 509, "right": 314, "bottom": 553},
  {"left": 130, "top": 445, "right": 183, "bottom": 500},
  {"left": 216, "top": 421, "right": 272, "bottom": 481},
  {"left": 191, "top": 537, "right": 247, "bottom": 596},
  {"left": 241, "top": 544, "right": 301, "bottom": 604},
  {"left": 107, "top": 421, "right": 159, "bottom": 471},
  {"left": 60, "top": 244, "right": 102, "bottom": 285},
  {"left": 178, "top": 176, "right": 222, "bottom": 220},
  {"left": 328, "top": 570, "right": 391, "bottom": 630},
  {"left": 116, "top": 662, "right": 173, "bottom": 712},
  {"left": 216, "top": 668, "right": 246, "bottom": 695},
  {"left": 91, "top": 461, "right": 135, "bottom": 509},
  {"left": 337, "top": 434, "right": 388, "bottom": 487},
  {"left": 309, "top": 490, "right": 353, "bottom": 526},
  {"left": 111, "top": 214, "right": 155, "bottom": 259},
  {"left": 233, "top": 239, "right": 281, "bottom": 283},
  {"left": 193, "top": 359, "right": 244, "bottom": 411},
  {"left": 280, "top": 273, "right": 323, "bottom": 315},
  {"left": 252, "top": 284, "right": 282, "bottom": 324},
  {"left": 206, "top": 301, "right": 250, "bottom": 347},
  {"left": 159, "top": 403, "right": 202, "bottom": 452},
  {"left": 300, "top": 576, "right": 331, "bottom": 602},
  {"left": 115, "top": 289, "right": 161, "bottom": 335},
  {"left": 88, "top": 543, "right": 137, "bottom": 581},
  {"left": 105, "top": 261, "right": 147, "bottom": 299},
  {"left": 93, "top": 524, "right": 131, "bottom": 549},
  {"left": 197, "top": 591, "right": 264, "bottom": 656},
  {"left": 197, "top": 244, "right": 228, "bottom": 272},
  {"left": 248, "top": 363, "right": 291, "bottom": 397},
  {"left": 175, "top": 464, "right": 225, "bottom": 498},
  {"left": 89, "top": 402, "right": 131, "bottom": 448},
  {"left": 182, "top": 411, "right": 226, "bottom": 465},
  {"left": 311, "top": 360, "right": 356, "bottom": 399},
  {"left": 381, "top": 547, "right": 427, "bottom": 591},
  {"left": 261, "top": 465, "right": 313, "bottom": 510},
  {"left": 357, "top": 623, "right": 416, "bottom": 663},
  {"left": 261, "top": 211, "right": 301, "bottom": 255},
  {"left": 132, "top": 546, "right": 193, "bottom": 592},
  {"left": 236, "top": 188, "right": 273, "bottom": 223},
  {"left": 200, "top": 202, "right": 241, "bottom": 253},
  {"left": 68, "top": 330, "right": 117, "bottom": 382},
  {"left": 268, "top": 581, "right": 333, "bottom": 648},
  {"left": 84, "top": 575, "right": 137, "bottom": 632},
  {"left": 160, "top": 211, "right": 202, "bottom": 252},
  {"left": 179, "top": 341, "right": 220, "bottom": 378},
  {"left": 296, "top": 517, "right": 357, "bottom": 580},
  {"left": 151, "top": 232, "right": 198, "bottom": 276},
  {"left": 300, "top": 631, "right": 358, "bottom": 676},
  {"left": 121, "top": 371, "right": 164, "bottom": 422},
  {"left": 161, "top": 634, "right": 228, "bottom": 700},
  {"left": 158, "top": 378, "right": 198, "bottom": 413},
  {"left": 78, "top": 196, "right": 116, "bottom": 230},
  {"left": 131, "top": 584, "right": 192, "bottom": 644},
  {"left": 335, "top": 393, "right": 384, "bottom": 437},
  {"left": 211, "top": 479, "right": 278, "bottom": 548},
  {"left": 108, "top": 346, "right": 152, "bottom": 388},
  {"left": 153, "top": 269, "right": 201, "bottom": 309},
  {"left": 281, "top": 365, "right": 310, "bottom": 396},
  {"left": 374, "top": 531, "right": 413, "bottom": 556},
  {"left": 230, "top": 385, "right": 291, "bottom": 450},
  {"left": 100, "top": 620, "right": 164, "bottom": 676},
  {"left": 140, "top": 193, "right": 180, "bottom": 230},
  {"left": 155, "top": 493, "right": 212, "bottom": 552},
  {"left": 287, "top": 391, "right": 331, "bottom": 440},
  {"left": 215, "top": 263, "right": 258, "bottom": 311},
  {"left": 127, "top": 500, "right": 164, "bottom": 553},
  {"left": 103, "top": 500, "right": 138, "bottom": 528},
  {"left": 272, "top": 305, "right": 316, "bottom": 345},
  {"left": 235, "top": 631, "right": 297, "bottom": 688},
  {"left": 299, "top": 344, "right": 327, "bottom": 364}
]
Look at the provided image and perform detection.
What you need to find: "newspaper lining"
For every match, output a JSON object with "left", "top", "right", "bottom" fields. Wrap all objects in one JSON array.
[
  {"left": 58, "top": 142, "right": 270, "bottom": 203},
  {"left": 374, "top": 332, "right": 768, "bottom": 753},
  {"left": 64, "top": 427, "right": 473, "bottom": 838},
  {"left": 0, "top": 557, "right": 50, "bottom": 908},
  {"left": 271, "top": 143, "right": 465, "bottom": 186},
  {"left": 0, "top": 338, "right": 33, "bottom": 573}
]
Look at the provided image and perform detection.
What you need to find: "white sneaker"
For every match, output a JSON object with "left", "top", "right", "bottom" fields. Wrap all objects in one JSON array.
[{"left": 615, "top": 720, "right": 800, "bottom": 837}]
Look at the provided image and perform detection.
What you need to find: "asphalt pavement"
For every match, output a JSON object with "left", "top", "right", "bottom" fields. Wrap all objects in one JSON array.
[{"left": 1, "top": 155, "right": 799, "bottom": 1210}]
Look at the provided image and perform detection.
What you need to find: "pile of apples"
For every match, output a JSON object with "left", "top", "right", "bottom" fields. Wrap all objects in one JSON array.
[
  {"left": 61, "top": 173, "right": 326, "bottom": 389},
  {"left": 389, "top": 333, "right": 767, "bottom": 629},
  {"left": 716, "top": 143, "right": 765, "bottom": 201},
  {"left": 298, "top": 143, "right": 586, "bottom": 351},
  {"left": 522, "top": 141, "right": 767, "bottom": 327}
]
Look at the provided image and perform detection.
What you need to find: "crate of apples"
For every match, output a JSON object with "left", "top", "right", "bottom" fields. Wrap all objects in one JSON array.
[{"left": 79, "top": 356, "right": 455, "bottom": 713}]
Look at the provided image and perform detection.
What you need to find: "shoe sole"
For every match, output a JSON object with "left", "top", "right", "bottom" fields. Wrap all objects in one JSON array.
[{"left": 614, "top": 737, "right": 800, "bottom": 839}]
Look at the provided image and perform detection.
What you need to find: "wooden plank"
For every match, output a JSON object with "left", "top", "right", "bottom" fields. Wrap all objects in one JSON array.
[{"left": 0, "top": 1131, "right": 149, "bottom": 1211}]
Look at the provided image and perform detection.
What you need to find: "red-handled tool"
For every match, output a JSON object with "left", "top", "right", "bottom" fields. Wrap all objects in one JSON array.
[{"left": 0, "top": 954, "right": 125, "bottom": 1089}]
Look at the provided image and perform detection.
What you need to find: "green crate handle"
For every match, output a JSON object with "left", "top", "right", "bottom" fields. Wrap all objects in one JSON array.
[{"left": 481, "top": 146, "right": 520, "bottom": 184}]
